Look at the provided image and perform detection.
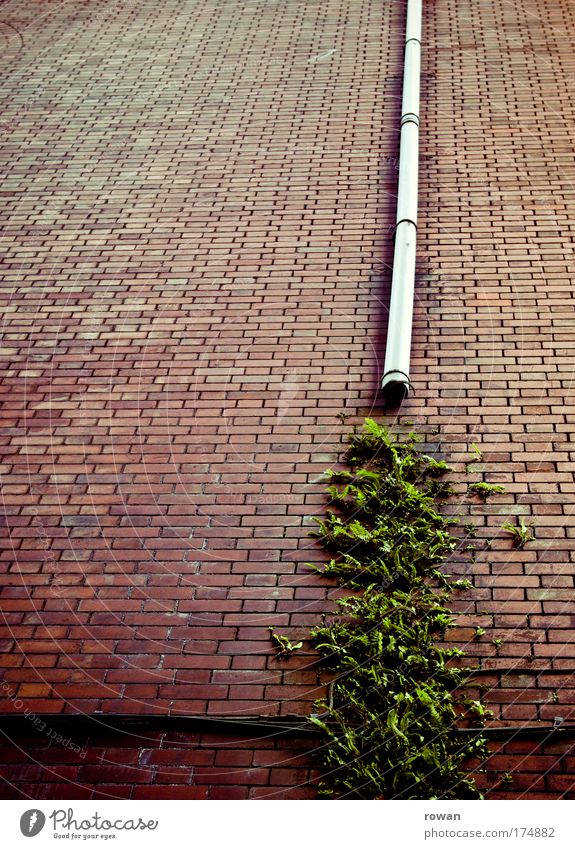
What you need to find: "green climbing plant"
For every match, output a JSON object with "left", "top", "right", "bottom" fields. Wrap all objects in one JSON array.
[
  {"left": 305, "top": 418, "right": 489, "bottom": 799},
  {"left": 502, "top": 517, "right": 534, "bottom": 549},
  {"left": 269, "top": 627, "right": 303, "bottom": 659},
  {"left": 467, "top": 482, "right": 506, "bottom": 501}
]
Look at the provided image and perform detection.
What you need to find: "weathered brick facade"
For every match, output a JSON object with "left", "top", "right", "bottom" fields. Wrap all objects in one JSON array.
[{"left": 1, "top": 0, "right": 575, "bottom": 799}]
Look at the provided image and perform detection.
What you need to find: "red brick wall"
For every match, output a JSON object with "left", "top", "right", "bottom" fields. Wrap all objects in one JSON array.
[
  {"left": 417, "top": 0, "right": 575, "bottom": 799},
  {"left": 0, "top": 725, "right": 317, "bottom": 800},
  {"left": 2, "top": 0, "right": 575, "bottom": 799}
]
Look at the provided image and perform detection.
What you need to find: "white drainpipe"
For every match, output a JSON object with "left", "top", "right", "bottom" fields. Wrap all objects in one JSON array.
[{"left": 381, "top": 0, "right": 422, "bottom": 403}]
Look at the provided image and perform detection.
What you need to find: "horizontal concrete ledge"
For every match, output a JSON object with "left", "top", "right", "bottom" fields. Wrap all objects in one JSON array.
[
  {"left": 466, "top": 666, "right": 575, "bottom": 676},
  {"left": 0, "top": 713, "right": 573, "bottom": 742},
  {"left": 459, "top": 725, "right": 575, "bottom": 739},
  {"left": 0, "top": 713, "right": 323, "bottom": 738}
]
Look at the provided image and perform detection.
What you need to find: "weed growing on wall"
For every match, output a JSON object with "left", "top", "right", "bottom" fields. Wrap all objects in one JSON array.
[{"left": 306, "top": 419, "right": 489, "bottom": 799}]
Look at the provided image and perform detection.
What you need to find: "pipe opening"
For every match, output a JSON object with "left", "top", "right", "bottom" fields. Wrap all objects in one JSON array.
[{"left": 382, "top": 379, "right": 410, "bottom": 407}]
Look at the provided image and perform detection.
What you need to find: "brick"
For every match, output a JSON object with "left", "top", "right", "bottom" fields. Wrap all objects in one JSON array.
[
  {"left": 194, "top": 767, "right": 270, "bottom": 786},
  {"left": 132, "top": 786, "right": 208, "bottom": 800},
  {"left": 79, "top": 766, "right": 154, "bottom": 784}
]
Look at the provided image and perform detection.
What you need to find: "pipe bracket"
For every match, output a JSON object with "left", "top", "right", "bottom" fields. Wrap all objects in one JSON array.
[
  {"left": 381, "top": 369, "right": 412, "bottom": 385},
  {"left": 400, "top": 113, "right": 420, "bottom": 127},
  {"left": 394, "top": 217, "right": 418, "bottom": 231}
]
